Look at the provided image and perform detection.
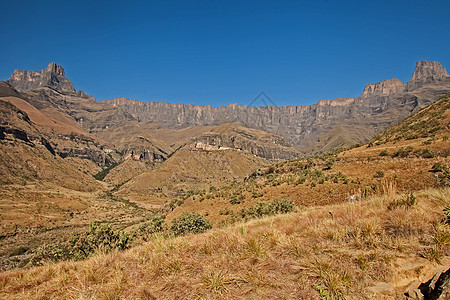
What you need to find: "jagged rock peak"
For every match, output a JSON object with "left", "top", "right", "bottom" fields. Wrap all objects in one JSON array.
[
  {"left": 407, "top": 61, "right": 450, "bottom": 90},
  {"left": 361, "top": 78, "right": 405, "bottom": 97},
  {"left": 6, "top": 62, "right": 75, "bottom": 93},
  {"left": 46, "top": 62, "right": 65, "bottom": 77}
]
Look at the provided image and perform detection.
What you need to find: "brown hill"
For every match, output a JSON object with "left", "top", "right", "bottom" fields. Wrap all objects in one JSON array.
[
  {"left": 115, "top": 147, "right": 268, "bottom": 209},
  {"left": 0, "top": 91, "right": 102, "bottom": 189}
]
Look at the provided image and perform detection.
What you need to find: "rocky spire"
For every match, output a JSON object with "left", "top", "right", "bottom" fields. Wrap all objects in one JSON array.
[
  {"left": 406, "top": 61, "right": 450, "bottom": 90},
  {"left": 6, "top": 62, "right": 75, "bottom": 93}
]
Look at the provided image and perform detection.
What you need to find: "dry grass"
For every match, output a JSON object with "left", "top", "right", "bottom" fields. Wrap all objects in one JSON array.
[{"left": 1, "top": 186, "right": 449, "bottom": 299}]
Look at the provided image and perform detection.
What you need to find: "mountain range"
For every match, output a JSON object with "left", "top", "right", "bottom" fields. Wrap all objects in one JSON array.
[
  {"left": 103, "top": 60, "right": 450, "bottom": 155},
  {"left": 2, "top": 60, "right": 450, "bottom": 166}
]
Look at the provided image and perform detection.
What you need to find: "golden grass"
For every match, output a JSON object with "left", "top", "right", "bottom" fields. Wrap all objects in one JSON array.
[{"left": 1, "top": 186, "right": 449, "bottom": 299}]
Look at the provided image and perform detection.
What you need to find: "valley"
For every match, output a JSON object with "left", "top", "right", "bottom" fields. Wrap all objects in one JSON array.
[{"left": 0, "top": 62, "right": 449, "bottom": 299}]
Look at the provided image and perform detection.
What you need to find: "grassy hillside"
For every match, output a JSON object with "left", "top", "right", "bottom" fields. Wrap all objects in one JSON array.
[
  {"left": 115, "top": 147, "right": 268, "bottom": 209},
  {"left": 1, "top": 186, "right": 449, "bottom": 299},
  {"left": 371, "top": 92, "right": 450, "bottom": 146}
]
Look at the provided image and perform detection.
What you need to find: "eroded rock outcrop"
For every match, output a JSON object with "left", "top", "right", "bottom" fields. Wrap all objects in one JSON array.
[
  {"left": 361, "top": 78, "right": 405, "bottom": 97},
  {"left": 407, "top": 61, "right": 450, "bottom": 90},
  {"left": 7, "top": 62, "right": 76, "bottom": 93},
  {"left": 191, "top": 123, "right": 300, "bottom": 160}
]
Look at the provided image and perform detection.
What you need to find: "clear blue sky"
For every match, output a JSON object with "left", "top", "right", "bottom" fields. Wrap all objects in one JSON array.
[{"left": 1, "top": 0, "right": 450, "bottom": 107}]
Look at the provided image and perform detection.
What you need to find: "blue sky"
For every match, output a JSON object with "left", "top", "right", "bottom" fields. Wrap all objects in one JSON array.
[{"left": 1, "top": 0, "right": 450, "bottom": 107}]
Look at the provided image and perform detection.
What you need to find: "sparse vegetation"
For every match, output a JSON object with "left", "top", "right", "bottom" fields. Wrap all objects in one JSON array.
[
  {"left": 374, "top": 170, "right": 385, "bottom": 179},
  {"left": 93, "top": 162, "right": 120, "bottom": 181}
]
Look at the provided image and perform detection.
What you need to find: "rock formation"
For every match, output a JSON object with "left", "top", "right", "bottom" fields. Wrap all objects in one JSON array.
[
  {"left": 361, "top": 78, "right": 405, "bottom": 97},
  {"left": 0, "top": 81, "right": 112, "bottom": 166},
  {"left": 5, "top": 60, "right": 450, "bottom": 158},
  {"left": 103, "top": 61, "right": 450, "bottom": 155},
  {"left": 406, "top": 60, "right": 450, "bottom": 90},
  {"left": 7, "top": 62, "right": 76, "bottom": 93}
]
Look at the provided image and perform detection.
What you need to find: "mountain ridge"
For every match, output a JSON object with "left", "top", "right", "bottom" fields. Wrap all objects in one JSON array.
[{"left": 103, "top": 61, "right": 450, "bottom": 155}]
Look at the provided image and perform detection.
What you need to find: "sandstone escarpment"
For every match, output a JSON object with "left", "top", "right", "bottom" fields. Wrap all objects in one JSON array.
[
  {"left": 103, "top": 61, "right": 450, "bottom": 155},
  {"left": 361, "top": 78, "right": 405, "bottom": 97}
]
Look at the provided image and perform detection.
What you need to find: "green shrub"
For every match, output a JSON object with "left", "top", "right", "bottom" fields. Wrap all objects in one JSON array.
[
  {"left": 230, "top": 193, "right": 245, "bottom": 204},
  {"left": 444, "top": 205, "right": 450, "bottom": 223},
  {"left": 68, "top": 222, "right": 130, "bottom": 260},
  {"left": 171, "top": 213, "right": 212, "bottom": 236},
  {"left": 94, "top": 162, "right": 120, "bottom": 181},
  {"left": 271, "top": 198, "right": 296, "bottom": 214},
  {"left": 29, "top": 243, "right": 72, "bottom": 266},
  {"left": 324, "top": 158, "right": 335, "bottom": 170},
  {"left": 421, "top": 149, "right": 435, "bottom": 158},
  {"left": 431, "top": 163, "right": 446, "bottom": 173},
  {"left": 392, "top": 147, "right": 412, "bottom": 158}
]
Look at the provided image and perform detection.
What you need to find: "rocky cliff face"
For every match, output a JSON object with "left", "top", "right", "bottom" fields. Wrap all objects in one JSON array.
[
  {"left": 7, "top": 62, "right": 76, "bottom": 93},
  {"left": 103, "top": 61, "right": 450, "bottom": 155},
  {"left": 361, "top": 78, "right": 405, "bottom": 97}
]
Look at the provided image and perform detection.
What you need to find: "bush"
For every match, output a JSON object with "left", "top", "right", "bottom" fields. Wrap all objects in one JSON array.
[
  {"left": 94, "top": 162, "right": 120, "bottom": 181},
  {"left": 68, "top": 222, "right": 130, "bottom": 260},
  {"left": 421, "top": 149, "right": 435, "bottom": 158},
  {"left": 133, "top": 216, "right": 167, "bottom": 241},
  {"left": 388, "top": 193, "right": 416, "bottom": 210},
  {"left": 240, "top": 198, "right": 296, "bottom": 220},
  {"left": 171, "top": 213, "right": 212, "bottom": 236},
  {"left": 272, "top": 198, "right": 296, "bottom": 214},
  {"left": 444, "top": 205, "right": 450, "bottom": 223},
  {"left": 29, "top": 222, "right": 130, "bottom": 266},
  {"left": 324, "top": 158, "right": 335, "bottom": 170}
]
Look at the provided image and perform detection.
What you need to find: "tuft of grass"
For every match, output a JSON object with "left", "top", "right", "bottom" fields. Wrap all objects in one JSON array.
[
  {"left": 201, "top": 270, "right": 233, "bottom": 295},
  {"left": 387, "top": 192, "right": 416, "bottom": 210}
]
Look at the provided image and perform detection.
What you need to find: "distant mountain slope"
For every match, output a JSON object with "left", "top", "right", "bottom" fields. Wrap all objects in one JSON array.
[
  {"left": 5, "top": 63, "right": 299, "bottom": 161},
  {"left": 371, "top": 92, "right": 450, "bottom": 144},
  {"left": 104, "top": 61, "right": 450, "bottom": 155},
  {"left": 0, "top": 82, "right": 112, "bottom": 166}
]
